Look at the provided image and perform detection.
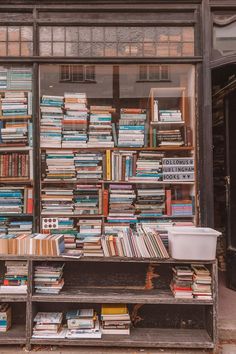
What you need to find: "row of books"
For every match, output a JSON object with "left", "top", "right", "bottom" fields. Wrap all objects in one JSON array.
[
  {"left": 0, "top": 120, "right": 32, "bottom": 147},
  {"left": 0, "top": 260, "right": 27, "bottom": 294},
  {"left": 151, "top": 126, "right": 192, "bottom": 148},
  {"left": 0, "top": 67, "right": 32, "bottom": 90},
  {"left": 0, "top": 218, "right": 32, "bottom": 234},
  {"left": 0, "top": 91, "right": 32, "bottom": 117},
  {"left": 170, "top": 265, "right": 212, "bottom": 299},
  {"left": 0, "top": 151, "right": 33, "bottom": 179},
  {"left": 0, "top": 187, "right": 33, "bottom": 215},
  {"left": 32, "top": 305, "right": 131, "bottom": 339}
]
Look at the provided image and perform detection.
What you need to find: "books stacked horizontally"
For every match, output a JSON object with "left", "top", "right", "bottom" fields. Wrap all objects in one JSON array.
[
  {"left": 192, "top": 265, "right": 212, "bottom": 300},
  {"left": 171, "top": 200, "right": 193, "bottom": 216},
  {"left": 74, "top": 185, "right": 102, "bottom": 215},
  {"left": 0, "top": 261, "right": 27, "bottom": 294},
  {"left": 74, "top": 152, "right": 104, "bottom": 180},
  {"left": 78, "top": 219, "right": 103, "bottom": 257},
  {"left": 7, "top": 67, "right": 32, "bottom": 90},
  {"left": 135, "top": 187, "right": 165, "bottom": 218},
  {"left": 0, "top": 188, "right": 24, "bottom": 214},
  {"left": 41, "top": 188, "right": 74, "bottom": 215},
  {"left": 0, "top": 121, "right": 28, "bottom": 146},
  {"left": 101, "top": 304, "right": 131, "bottom": 335},
  {"left": 159, "top": 110, "right": 183, "bottom": 122},
  {"left": 118, "top": 108, "right": 146, "bottom": 147},
  {"left": 0, "top": 217, "right": 8, "bottom": 235},
  {"left": 170, "top": 266, "right": 193, "bottom": 299},
  {"left": 0, "top": 303, "right": 11, "bottom": 332},
  {"left": 102, "top": 224, "right": 169, "bottom": 258},
  {"left": 108, "top": 184, "right": 136, "bottom": 223},
  {"left": 32, "top": 312, "right": 66, "bottom": 339},
  {"left": 62, "top": 92, "right": 88, "bottom": 148},
  {"left": 88, "top": 106, "right": 115, "bottom": 148},
  {"left": 156, "top": 129, "right": 184, "bottom": 147},
  {"left": 34, "top": 263, "right": 65, "bottom": 295},
  {"left": 40, "top": 96, "right": 64, "bottom": 148},
  {"left": 129, "top": 151, "right": 163, "bottom": 182},
  {"left": 0, "top": 91, "right": 28, "bottom": 117},
  {"left": 0, "top": 69, "right": 7, "bottom": 89},
  {"left": 42, "top": 150, "right": 76, "bottom": 181},
  {"left": 7, "top": 220, "right": 32, "bottom": 234},
  {"left": 66, "top": 309, "right": 101, "bottom": 339}
]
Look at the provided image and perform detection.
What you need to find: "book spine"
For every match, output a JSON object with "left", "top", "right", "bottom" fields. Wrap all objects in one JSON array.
[
  {"left": 27, "top": 187, "right": 33, "bottom": 214},
  {"left": 165, "top": 189, "right": 172, "bottom": 216},
  {"left": 106, "top": 149, "right": 111, "bottom": 181},
  {"left": 103, "top": 189, "right": 109, "bottom": 217}
]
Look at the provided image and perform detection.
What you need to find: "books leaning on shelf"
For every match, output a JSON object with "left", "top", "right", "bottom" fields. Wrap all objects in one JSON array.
[
  {"left": 34, "top": 263, "right": 65, "bottom": 295},
  {"left": 0, "top": 261, "right": 27, "bottom": 294},
  {"left": 0, "top": 303, "right": 11, "bottom": 332},
  {"left": 33, "top": 312, "right": 66, "bottom": 339},
  {"left": 66, "top": 309, "right": 101, "bottom": 339},
  {"left": 170, "top": 266, "right": 193, "bottom": 299},
  {"left": 192, "top": 264, "right": 212, "bottom": 300},
  {"left": 101, "top": 304, "right": 131, "bottom": 335},
  {"left": 0, "top": 187, "right": 33, "bottom": 214}
]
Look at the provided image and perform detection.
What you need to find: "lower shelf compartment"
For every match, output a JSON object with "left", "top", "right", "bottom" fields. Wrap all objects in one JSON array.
[
  {"left": 0, "top": 324, "right": 26, "bottom": 344},
  {"left": 30, "top": 328, "right": 214, "bottom": 348}
]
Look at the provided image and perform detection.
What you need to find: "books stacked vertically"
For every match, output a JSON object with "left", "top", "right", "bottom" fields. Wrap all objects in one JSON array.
[
  {"left": 0, "top": 68, "right": 7, "bottom": 89},
  {"left": 192, "top": 265, "right": 212, "bottom": 300},
  {"left": 66, "top": 309, "right": 101, "bottom": 339},
  {"left": 32, "top": 312, "right": 66, "bottom": 339},
  {"left": 0, "top": 152, "right": 30, "bottom": 179},
  {"left": 40, "top": 96, "right": 64, "bottom": 148},
  {"left": 108, "top": 184, "right": 136, "bottom": 223},
  {"left": 74, "top": 185, "right": 102, "bottom": 215},
  {"left": 102, "top": 224, "right": 169, "bottom": 258},
  {"left": 7, "top": 67, "right": 32, "bottom": 90},
  {"left": 101, "top": 304, "right": 131, "bottom": 335},
  {"left": 0, "top": 260, "right": 27, "bottom": 294},
  {"left": 88, "top": 106, "right": 115, "bottom": 148},
  {"left": 159, "top": 110, "right": 183, "bottom": 122},
  {"left": 109, "top": 151, "right": 136, "bottom": 181},
  {"left": 0, "top": 121, "right": 28, "bottom": 146},
  {"left": 129, "top": 151, "right": 163, "bottom": 182},
  {"left": 42, "top": 150, "right": 76, "bottom": 181},
  {"left": 62, "top": 93, "right": 88, "bottom": 148},
  {"left": 74, "top": 152, "right": 104, "bottom": 180},
  {"left": 0, "top": 303, "right": 11, "bottom": 332},
  {"left": 162, "top": 158, "right": 194, "bottom": 182},
  {"left": 0, "top": 91, "right": 28, "bottom": 117},
  {"left": 0, "top": 188, "right": 24, "bottom": 214},
  {"left": 135, "top": 187, "right": 165, "bottom": 218},
  {"left": 156, "top": 129, "right": 184, "bottom": 147},
  {"left": 170, "top": 266, "right": 193, "bottom": 299},
  {"left": 118, "top": 108, "right": 146, "bottom": 147},
  {"left": 34, "top": 263, "right": 65, "bottom": 295},
  {"left": 41, "top": 188, "right": 74, "bottom": 215}
]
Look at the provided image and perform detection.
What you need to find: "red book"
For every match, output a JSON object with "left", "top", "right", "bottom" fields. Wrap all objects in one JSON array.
[
  {"left": 103, "top": 189, "right": 109, "bottom": 217},
  {"left": 165, "top": 189, "right": 172, "bottom": 216},
  {"left": 27, "top": 187, "right": 33, "bottom": 214}
]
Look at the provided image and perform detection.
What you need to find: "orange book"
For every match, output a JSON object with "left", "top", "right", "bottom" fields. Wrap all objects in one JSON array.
[
  {"left": 27, "top": 187, "right": 33, "bottom": 214},
  {"left": 165, "top": 189, "right": 172, "bottom": 216},
  {"left": 103, "top": 189, "right": 109, "bottom": 217}
]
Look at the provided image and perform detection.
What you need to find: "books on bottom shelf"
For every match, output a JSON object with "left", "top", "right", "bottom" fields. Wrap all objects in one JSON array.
[
  {"left": 170, "top": 266, "right": 194, "bottom": 299},
  {"left": 0, "top": 303, "right": 11, "bottom": 332},
  {"left": 101, "top": 304, "right": 131, "bottom": 335},
  {"left": 0, "top": 260, "right": 27, "bottom": 294},
  {"left": 192, "top": 265, "right": 212, "bottom": 300},
  {"left": 33, "top": 312, "right": 66, "bottom": 339},
  {"left": 34, "top": 263, "right": 65, "bottom": 295},
  {"left": 66, "top": 309, "right": 101, "bottom": 339}
]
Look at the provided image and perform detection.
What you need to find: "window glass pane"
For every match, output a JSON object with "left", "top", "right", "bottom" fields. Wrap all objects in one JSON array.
[
  {"left": 214, "top": 22, "right": 236, "bottom": 56},
  {"left": 66, "top": 27, "right": 79, "bottom": 42},
  {"left": 182, "top": 27, "right": 194, "bottom": 42},
  {"left": 139, "top": 65, "right": 147, "bottom": 80},
  {"left": 143, "top": 42, "right": 156, "bottom": 56},
  {"left": 66, "top": 42, "right": 79, "bottom": 56},
  {"left": 8, "top": 27, "right": 20, "bottom": 41},
  {"left": 8, "top": 42, "right": 20, "bottom": 56},
  {"left": 156, "top": 43, "right": 169, "bottom": 56},
  {"left": 79, "top": 42, "right": 91, "bottom": 56},
  {"left": 143, "top": 27, "right": 156, "bottom": 41},
  {"left": 40, "top": 42, "right": 52, "bottom": 56},
  {"left": 92, "top": 27, "right": 104, "bottom": 42},
  {"left": 105, "top": 27, "right": 116, "bottom": 42},
  {"left": 53, "top": 27, "right": 65, "bottom": 41},
  {"left": 79, "top": 27, "right": 91, "bottom": 42},
  {"left": 0, "top": 42, "right": 6, "bottom": 56},
  {"left": 169, "top": 28, "right": 182, "bottom": 42},
  {"left": 40, "top": 27, "right": 52, "bottom": 41},
  {"left": 21, "top": 42, "right": 33, "bottom": 56},
  {"left": 91, "top": 43, "right": 104, "bottom": 57},
  {"left": 0, "top": 27, "right": 7, "bottom": 41},
  {"left": 117, "top": 28, "right": 129, "bottom": 42},
  {"left": 104, "top": 43, "right": 117, "bottom": 56},
  {"left": 53, "top": 42, "right": 65, "bottom": 56},
  {"left": 21, "top": 27, "right": 33, "bottom": 41},
  {"left": 182, "top": 42, "right": 194, "bottom": 56}
]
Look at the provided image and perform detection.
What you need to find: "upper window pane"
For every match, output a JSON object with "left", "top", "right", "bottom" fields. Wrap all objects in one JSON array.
[
  {"left": 214, "top": 22, "right": 236, "bottom": 56},
  {"left": 0, "top": 26, "right": 33, "bottom": 57},
  {"left": 39, "top": 26, "right": 195, "bottom": 57}
]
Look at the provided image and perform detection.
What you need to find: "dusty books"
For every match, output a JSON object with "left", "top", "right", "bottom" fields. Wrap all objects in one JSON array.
[
  {"left": 191, "top": 265, "right": 212, "bottom": 299},
  {"left": 0, "top": 187, "right": 33, "bottom": 215},
  {"left": 88, "top": 106, "right": 115, "bottom": 148},
  {"left": 34, "top": 263, "right": 65, "bottom": 295},
  {"left": 156, "top": 129, "right": 184, "bottom": 147},
  {"left": 108, "top": 184, "right": 137, "bottom": 223},
  {"left": 42, "top": 150, "right": 76, "bottom": 181},
  {"left": 0, "top": 260, "right": 27, "bottom": 294},
  {"left": 33, "top": 312, "right": 66, "bottom": 338},
  {"left": 101, "top": 304, "right": 131, "bottom": 335},
  {"left": 170, "top": 266, "right": 193, "bottom": 299},
  {"left": 41, "top": 188, "right": 74, "bottom": 215},
  {"left": 130, "top": 151, "right": 164, "bottom": 182},
  {"left": 74, "top": 185, "right": 102, "bottom": 215},
  {"left": 74, "top": 152, "right": 104, "bottom": 180},
  {"left": 135, "top": 187, "right": 165, "bottom": 218},
  {"left": 0, "top": 91, "right": 29, "bottom": 117},
  {"left": 66, "top": 309, "right": 101, "bottom": 339},
  {"left": 0, "top": 151, "right": 31, "bottom": 179},
  {"left": 0, "top": 303, "right": 11, "bottom": 332}
]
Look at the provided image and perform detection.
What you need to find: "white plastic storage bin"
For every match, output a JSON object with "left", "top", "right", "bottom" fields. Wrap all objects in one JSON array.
[{"left": 167, "top": 227, "right": 221, "bottom": 260}]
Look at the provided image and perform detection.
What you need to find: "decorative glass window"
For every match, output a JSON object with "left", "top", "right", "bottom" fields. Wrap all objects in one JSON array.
[
  {"left": 139, "top": 65, "right": 170, "bottom": 81},
  {"left": 60, "top": 65, "right": 96, "bottom": 82},
  {"left": 0, "top": 26, "right": 33, "bottom": 56},
  {"left": 39, "top": 26, "right": 194, "bottom": 57}
]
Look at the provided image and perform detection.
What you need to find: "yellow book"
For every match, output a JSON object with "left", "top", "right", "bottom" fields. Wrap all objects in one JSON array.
[
  {"left": 106, "top": 149, "right": 111, "bottom": 180},
  {"left": 101, "top": 304, "right": 128, "bottom": 315}
]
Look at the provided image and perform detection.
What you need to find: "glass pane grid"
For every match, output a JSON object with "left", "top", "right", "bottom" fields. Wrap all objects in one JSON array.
[{"left": 0, "top": 25, "right": 33, "bottom": 57}]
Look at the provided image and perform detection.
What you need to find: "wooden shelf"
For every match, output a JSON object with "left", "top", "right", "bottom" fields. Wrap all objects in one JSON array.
[
  {"left": 41, "top": 180, "right": 195, "bottom": 185},
  {"left": 30, "top": 328, "right": 213, "bottom": 349},
  {"left": 41, "top": 214, "right": 103, "bottom": 218},
  {"left": 0, "top": 116, "right": 31, "bottom": 120},
  {"left": 151, "top": 121, "right": 185, "bottom": 125},
  {"left": 0, "top": 146, "right": 32, "bottom": 152},
  {"left": 0, "top": 213, "right": 33, "bottom": 217},
  {"left": 0, "top": 295, "right": 27, "bottom": 302},
  {"left": 31, "top": 287, "right": 213, "bottom": 305},
  {"left": 40, "top": 146, "right": 194, "bottom": 151},
  {"left": 0, "top": 179, "right": 32, "bottom": 185},
  {"left": 0, "top": 324, "right": 26, "bottom": 344}
]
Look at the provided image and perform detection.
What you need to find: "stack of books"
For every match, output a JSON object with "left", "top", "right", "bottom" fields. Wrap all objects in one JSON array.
[
  {"left": 0, "top": 121, "right": 28, "bottom": 146},
  {"left": 171, "top": 200, "right": 193, "bottom": 216},
  {"left": 32, "top": 312, "right": 66, "bottom": 339},
  {"left": 156, "top": 129, "right": 184, "bottom": 147},
  {"left": 0, "top": 91, "right": 28, "bottom": 117},
  {"left": 74, "top": 185, "right": 102, "bottom": 215},
  {"left": 0, "top": 152, "right": 29, "bottom": 179},
  {"left": 74, "top": 152, "right": 104, "bottom": 180},
  {"left": 88, "top": 106, "right": 115, "bottom": 148},
  {"left": 7, "top": 67, "right": 32, "bottom": 90},
  {"left": 135, "top": 187, "right": 165, "bottom": 218},
  {"left": 159, "top": 110, "right": 183, "bottom": 122},
  {"left": 130, "top": 151, "right": 163, "bottom": 182},
  {"left": 108, "top": 184, "right": 136, "bottom": 223},
  {"left": 62, "top": 92, "right": 88, "bottom": 148},
  {"left": 101, "top": 304, "right": 131, "bottom": 335},
  {"left": 170, "top": 266, "right": 193, "bottom": 299},
  {"left": 41, "top": 188, "right": 74, "bottom": 215},
  {"left": 34, "top": 263, "right": 65, "bottom": 295},
  {"left": 7, "top": 220, "right": 32, "bottom": 234},
  {"left": 0, "top": 217, "right": 8, "bottom": 234},
  {"left": 109, "top": 151, "right": 136, "bottom": 181},
  {"left": 0, "top": 69, "right": 7, "bottom": 89},
  {"left": 66, "top": 309, "right": 101, "bottom": 339},
  {"left": 102, "top": 224, "right": 169, "bottom": 258},
  {"left": 192, "top": 265, "right": 212, "bottom": 300},
  {"left": 77, "top": 219, "right": 102, "bottom": 238},
  {"left": 82, "top": 237, "right": 103, "bottom": 257},
  {"left": 0, "top": 303, "right": 11, "bottom": 332},
  {"left": 43, "top": 150, "right": 76, "bottom": 181},
  {"left": 0, "top": 260, "right": 27, "bottom": 294},
  {"left": 117, "top": 108, "right": 146, "bottom": 147},
  {"left": 0, "top": 188, "right": 24, "bottom": 214},
  {"left": 40, "top": 96, "right": 64, "bottom": 148}
]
